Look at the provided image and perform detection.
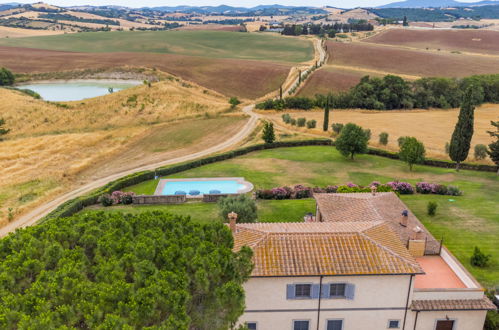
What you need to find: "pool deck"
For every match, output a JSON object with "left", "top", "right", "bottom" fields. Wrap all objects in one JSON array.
[{"left": 153, "top": 177, "right": 254, "bottom": 197}]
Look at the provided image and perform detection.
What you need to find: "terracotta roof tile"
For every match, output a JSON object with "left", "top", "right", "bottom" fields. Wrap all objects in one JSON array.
[
  {"left": 411, "top": 298, "right": 497, "bottom": 311},
  {"left": 233, "top": 222, "right": 423, "bottom": 277},
  {"left": 315, "top": 192, "right": 441, "bottom": 254}
]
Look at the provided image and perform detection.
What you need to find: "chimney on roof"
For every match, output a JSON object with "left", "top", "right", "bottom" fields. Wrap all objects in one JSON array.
[
  {"left": 371, "top": 185, "right": 377, "bottom": 196},
  {"left": 228, "top": 211, "right": 238, "bottom": 234},
  {"left": 400, "top": 210, "right": 408, "bottom": 227}
]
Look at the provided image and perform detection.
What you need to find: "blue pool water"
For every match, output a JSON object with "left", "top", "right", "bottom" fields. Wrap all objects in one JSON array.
[{"left": 162, "top": 180, "right": 246, "bottom": 196}]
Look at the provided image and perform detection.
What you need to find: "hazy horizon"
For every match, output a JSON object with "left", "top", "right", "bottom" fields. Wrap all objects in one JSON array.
[{"left": 7, "top": 0, "right": 490, "bottom": 9}]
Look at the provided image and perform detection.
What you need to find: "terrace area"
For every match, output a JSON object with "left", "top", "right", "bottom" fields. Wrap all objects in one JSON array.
[{"left": 415, "top": 255, "right": 466, "bottom": 289}]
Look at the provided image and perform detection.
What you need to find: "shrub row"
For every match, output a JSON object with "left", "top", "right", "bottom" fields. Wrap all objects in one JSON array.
[{"left": 256, "top": 180, "right": 462, "bottom": 199}]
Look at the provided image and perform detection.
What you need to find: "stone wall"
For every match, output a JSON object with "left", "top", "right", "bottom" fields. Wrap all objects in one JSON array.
[{"left": 132, "top": 195, "right": 186, "bottom": 205}]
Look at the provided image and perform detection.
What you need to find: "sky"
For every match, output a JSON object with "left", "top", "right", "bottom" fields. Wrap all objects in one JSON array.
[{"left": 10, "top": 0, "right": 487, "bottom": 8}]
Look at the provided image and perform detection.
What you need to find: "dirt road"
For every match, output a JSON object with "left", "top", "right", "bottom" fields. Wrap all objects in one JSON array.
[{"left": 0, "top": 105, "right": 258, "bottom": 237}]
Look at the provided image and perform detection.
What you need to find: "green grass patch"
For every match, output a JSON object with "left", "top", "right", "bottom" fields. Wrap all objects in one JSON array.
[
  {"left": 96, "top": 146, "right": 498, "bottom": 287},
  {"left": 0, "top": 30, "right": 314, "bottom": 63}
]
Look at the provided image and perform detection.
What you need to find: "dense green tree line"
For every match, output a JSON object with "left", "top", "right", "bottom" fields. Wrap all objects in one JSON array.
[
  {"left": 371, "top": 5, "right": 499, "bottom": 21},
  {"left": 0, "top": 212, "right": 253, "bottom": 329},
  {"left": 257, "top": 74, "right": 499, "bottom": 111},
  {"left": 281, "top": 22, "right": 373, "bottom": 37}
]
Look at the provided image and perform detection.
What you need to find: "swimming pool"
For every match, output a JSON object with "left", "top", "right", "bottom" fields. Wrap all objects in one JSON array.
[{"left": 155, "top": 178, "right": 253, "bottom": 196}]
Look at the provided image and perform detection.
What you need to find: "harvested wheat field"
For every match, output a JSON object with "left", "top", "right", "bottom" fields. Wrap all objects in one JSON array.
[
  {"left": 262, "top": 104, "right": 498, "bottom": 161},
  {"left": 327, "top": 41, "right": 499, "bottom": 78},
  {"left": 364, "top": 29, "right": 499, "bottom": 55},
  {"left": 0, "top": 26, "right": 65, "bottom": 38},
  {"left": 297, "top": 65, "right": 385, "bottom": 97},
  {"left": 0, "top": 46, "right": 290, "bottom": 99},
  {"left": 0, "top": 79, "right": 247, "bottom": 226}
]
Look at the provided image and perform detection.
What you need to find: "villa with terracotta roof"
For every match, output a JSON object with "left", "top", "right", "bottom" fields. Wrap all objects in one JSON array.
[{"left": 233, "top": 192, "right": 495, "bottom": 330}]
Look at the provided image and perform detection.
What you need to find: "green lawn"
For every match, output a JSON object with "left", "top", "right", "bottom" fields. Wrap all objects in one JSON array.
[
  {"left": 0, "top": 30, "right": 313, "bottom": 63},
  {"left": 90, "top": 146, "right": 498, "bottom": 287}
]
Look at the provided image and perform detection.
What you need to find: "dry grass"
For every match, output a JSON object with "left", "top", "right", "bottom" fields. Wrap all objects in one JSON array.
[
  {"left": 0, "top": 77, "right": 247, "bottom": 226},
  {"left": 1, "top": 79, "right": 229, "bottom": 137},
  {"left": 261, "top": 104, "right": 499, "bottom": 162},
  {"left": 0, "top": 26, "right": 65, "bottom": 38}
]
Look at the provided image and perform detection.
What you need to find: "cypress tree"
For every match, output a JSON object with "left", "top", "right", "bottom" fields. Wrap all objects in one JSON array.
[
  {"left": 0, "top": 118, "right": 10, "bottom": 140},
  {"left": 449, "top": 86, "right": 477, "bottom": 171},
  {"left": 323, "top": 96, "right": 330, "bottom": 131},
  {"left": 279, "top": 86, "right": 283, "bottom": 101},
  {"left": 262, "top": 121, "right": 275, "bottom": 144},
  {"left": 487, "top": 121, "right": 499, "bottom": 175}
]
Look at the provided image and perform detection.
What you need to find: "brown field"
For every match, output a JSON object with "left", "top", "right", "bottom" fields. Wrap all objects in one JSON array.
[
  {"left": 262, "top": 104, "right": 498, "bottom": 162},
  {"left": 177, "top": 24, "right": 242, "bottom": 32},
  {"left": 297, "top": 65, "right": 385, "bottom": 97},
  {"left": 0, "top": 80, "right": 248, "bottom": 226},
  {"left": 326, "top": 41, "right": 499, "bottom": 78},
  {"left": 364, "top": 29, "right": 499, "bottom": 55},
  {"left": 0, "top": 46, "right": 290, "bottom": 99}
]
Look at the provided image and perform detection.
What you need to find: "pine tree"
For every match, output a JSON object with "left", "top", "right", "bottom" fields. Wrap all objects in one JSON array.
[
  {"left": 449, "top": 86, "right": 478, "bottom": 171},
  {"left": 262, "top": 121, "right": 275, "bottom": 144},
  {"left": 487, "top": 120, "right": 499, "bottom": 175},
  {"left": 323, "top": 96, "right": 330, "bottom": 132}
]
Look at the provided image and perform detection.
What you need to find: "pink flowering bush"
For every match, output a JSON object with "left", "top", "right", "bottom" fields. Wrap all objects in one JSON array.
[
  {"left": 294, "top": 185, "right": 312, "bottom": 199},
  {"left": 416, "top": 182, "right": 434, "bottom": 194},
  {"left": 387, "top": 181, "right": 414, "bottom": 194}
]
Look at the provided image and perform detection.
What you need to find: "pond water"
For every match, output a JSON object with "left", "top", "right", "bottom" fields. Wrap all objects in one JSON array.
[{"left": 18, "top": 80, "right": 141, "bottom": 102}]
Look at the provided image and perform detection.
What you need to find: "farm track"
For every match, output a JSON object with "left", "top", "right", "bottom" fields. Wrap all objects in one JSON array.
[
  {"left": 0, "top": 104, "right": 259, "bottom": 238},
  {"left": 0, "top": 37, "right": 324, "bottom": 236}
]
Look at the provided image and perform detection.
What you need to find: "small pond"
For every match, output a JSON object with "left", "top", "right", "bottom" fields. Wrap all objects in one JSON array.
[{"left": 17, "top": 80, "right": 141, "bottom": 102}]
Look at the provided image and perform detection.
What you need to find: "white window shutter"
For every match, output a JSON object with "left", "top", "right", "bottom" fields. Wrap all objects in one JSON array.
[
  {"left": 345, "top": 283, "right": 355, "bottom": 300},
  {"left": 311, "top": 284, "right": 320, "bottom": 299},
  {"left": 286, "top": 284, "right": 295, "bottom": 299}
]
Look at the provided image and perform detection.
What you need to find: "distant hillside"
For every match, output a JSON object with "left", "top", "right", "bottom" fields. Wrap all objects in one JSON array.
[
  {"left": 371, "top": 4, "right": 499, "bottom": 20},
  {"left": 378, "top": 0, "right": 499, "bottom": 8}
]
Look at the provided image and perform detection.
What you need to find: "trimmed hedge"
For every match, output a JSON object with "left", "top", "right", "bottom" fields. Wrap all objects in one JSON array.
[{"left": 40, "top": 139, "right": 497, "bottom": 223}]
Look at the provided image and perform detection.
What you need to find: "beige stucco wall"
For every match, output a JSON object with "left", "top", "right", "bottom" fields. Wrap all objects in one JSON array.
[
  {"left": 406, "top": 310, "right": 487, "bottom": 330},
  {"left": 239, "top": 275, "right": 414, "bottom": 329},
  {"left": 239, "top": 276, "right": 488, "bottom": 330},
  {"left": 244, "top": 275, "right": 413, "bottom": 311}
]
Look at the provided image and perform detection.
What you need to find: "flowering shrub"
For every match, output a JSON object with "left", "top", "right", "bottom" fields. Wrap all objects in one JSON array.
[
  {"left": 416, "top": 182, "right": 462, "bottom": 196},
  {"left": 416, "top": 182, "right": 434, "bottom": 194},
  {"left": 100, "top": 191, "right": 136, "bottom": 206},
  {"left": 387, "top": 181, "right": 415, "bottom": 194},
  {"left": 271, "top": 187, "right": 291, "bottom": 200},
  {"left": 254, "top": 180, "right": 460, "bottom": 199},
  {"left": 294, "top": 185, "right": 312, "bottom": 199}
]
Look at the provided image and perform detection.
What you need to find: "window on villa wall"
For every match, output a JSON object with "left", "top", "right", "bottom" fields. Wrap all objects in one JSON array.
[
  {"left": 321, "top": 283, "right": 355, "bottom": 299},
  {"left": 246, "top": 322, "right": 257, "bottom": 330},
  {"left": 287, "top": 283, "right": 320, "bottom": 299},
  {"left": 293, "top": 320, "right": 310, "bottom": 330},
  {"left": 327, "top": 319, "right": 343, "bottom": 330},
  {"left": 388, "top": 320, "right": 400, "bottom": 328}
]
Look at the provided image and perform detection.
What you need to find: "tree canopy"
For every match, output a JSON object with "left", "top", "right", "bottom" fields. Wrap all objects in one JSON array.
[
  {"left": 399, "top": 136, "right": 426, "bottom": 171},
  {"left": 0, "top": 211, "right": 253, "bottom": 329},
  {"left": 0, "top": 67, "right": 14, "bottom": 86},
  {"left": 335, "top": 123, "right": 369, "bottom": 160},
  {"left": 262, "top": 121, "right": 275, "bottom": 144}
]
